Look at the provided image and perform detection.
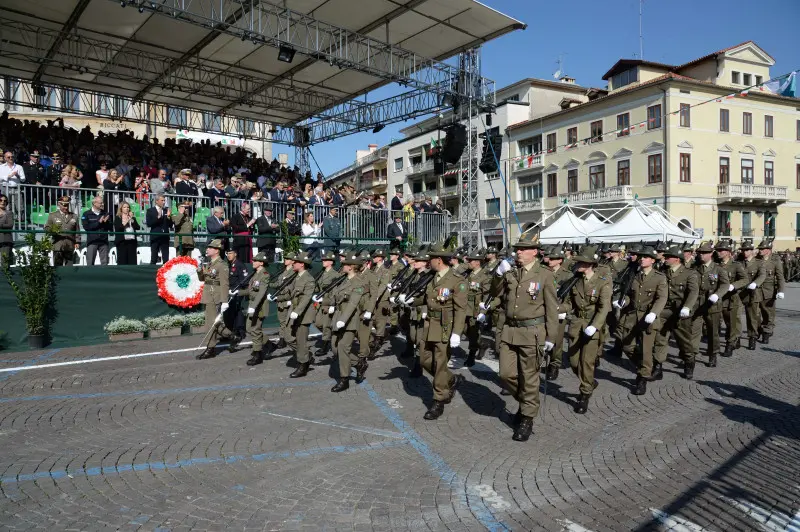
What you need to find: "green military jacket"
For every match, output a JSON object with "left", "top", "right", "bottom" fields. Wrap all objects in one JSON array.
[
  {"left": 171, "top": 210, "right": 194, "bottom": 247},
  {"left": 465, "top": 266, "right": 491, "bottom": 317},
  {"left": 418, "top": 267, "right": 467, "bottom": 343},
  {"left": 198, "top": 256, "right": 229, "bottom": 305},
  {"left": 718, "top": 258, "right": 747, "bottom": 309},
  {"left": 500, "top": 260, "right": 559, "bottom": 346},
  {"left": 404, "top": 269, "right": 428, "bottom": 322},
  {"left": 366, "top": 264, "right": 394, "bottom": 314},
  {"left": 740, "top": 257, "right": 766, "bottom": 305},
  {"left": 757, "top": 254, "right": 785, "bottom": 299},
  {"left": 315, "top": 268, "right": 341, "bottom": 307},
  {"left": 567, "top": 271, "right": 612, "bottom": 330},
  {"left": 289, "top": 269, "right": 316, "bottom": 325},
  {"left": 273, "top": 267, "right": 296, "bottom": 311},
  {"left": 694, "top": 261, "right": 730, "bottom": 315},
  {"left": 239, "top": 267, "right": 270, "bottom": 318},
  {"left": 609, "top": 258, "right": 628, "bottom": 281},
  {"left": 621, "top": 268, "right": 668, "bottom": 320},
  {"left": 332, "top": 274, "right": 366, "bottom": 331},
  {"left": 550, "top": 264, "right": 574, "bottom": 314},
  {"left": 44, "top": 209, "right": 79, "bottom": 251},
  {"left": 388, "top": 260, "right": 405, "bottom": 277},
  {"left": 663, "top": 264, "right": 700, "bottom": 312}
]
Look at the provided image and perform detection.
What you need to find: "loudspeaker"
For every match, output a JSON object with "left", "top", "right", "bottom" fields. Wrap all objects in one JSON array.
[
  {"left": 442, "top": 124, "right": 467, "bottom": 164},
  {"left": 433, "top": 156, "right": 445, "bottom": 175},
  {"left": 294, "top": 126, "right": 310, "bottom": 145},
  {"left": 479, "top": 129, "right": 502, "bottom": 174}
]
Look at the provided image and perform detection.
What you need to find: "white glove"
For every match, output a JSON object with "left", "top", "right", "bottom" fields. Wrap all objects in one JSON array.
[
  {"left": 312, "top": 295, "right": 323, "bottom": 303},
  {"left": 398, "top": 294, "right": 407, "bottom": 304},
  {"left": 776, "top": 292, "right": 784, "bottom": 299},
  {"left": 247, "top": 307, "right": 255, "bottom": 316},
  {"left": 476, "top": 313, "right": 486, "bottom": 323},
  {"left": 644, "top": 312, "right": 656, "bottom": 324},
  {"left": 362, "top": 311, "right": 372, "bottom": 320},
  {"left": 386, "top": 283, "right": 394, "bottom": 290},
  {"left": 479, "top": 302, "right": 490, "bottom": 311},
  {"left": 680, "top": 307, "right": 690, "bottom": 318},
  {"left": 228, "top": 289, "right": 239, "bottom": 296},
  {"left": 496, "top": 259, "right": 512, "bottom": 276},
  {"left": 389, "top": 296, "right": 396, "bottom": 304},
  {"left": 612, "top": 300, "right": 624, "bottom": 310},
  {"left": 708, "top": 294, "right": 719, "bottom": 304},
  {"left": 220, "top": 303, "right": 229, "bottom": 312},
  {"left": 286, "top": 301, "right": 292, "bottom": 307},
  {"left": 557, "top": 313, "right": 566, "bottom": 320},
  {"left": 449, "top": 333, "right": 460, "bottom": 348},
  {"left": 404, "top": 296, "right": 414, "bottom": 306},
  {"left": 583, "top": 325, "right": 597, "bottom": 337},
  {"left": 335, "top": 320, "right": 345, "bottom": 330},
  {"left": 328, "top": 306, "right": 335, "bottom": 315},
  {"left": 728, "top": 284, "right": 735, "bottom": 292},
  {"left": 289, "top": 311, "right": 298, "bottom": 320},
  {"left": 267, "top": 293, "right": 276, "bottom": 301},
  {"left": 747, "top": 282, "right": 757, "bottom": 290},
  {"left": 543, "top": 341, "right": 555, "bottom": 352},
  {"left": 421, "top": 311, "right": 427, "bottom": 319}
]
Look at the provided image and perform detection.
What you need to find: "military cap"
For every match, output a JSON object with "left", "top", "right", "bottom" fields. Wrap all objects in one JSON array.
[
  {"left": 342, "top": 253, "right": 363, "bottom": 266},
  {"left": 57, "top": 195, "right": 71, "bottom": 205},
  {"left": 286, "top": 209, "right": 296, "bottom": 215},
  {"left": 320, "top": 250, "right": 336, "bottom": 261},
  {"left": 207, "top": 239, "right": 225, "bottom": 250},
  {"left": 563, "top": 244, "right": 574, "bottom": 252},
  {"left": 662, "top": 245, "right": 683, "bottom": 259},
  {"left": 740, "top": 239, "right": 754, "bottom": 250},
  {"left": 358, "top": 250, "right": 372, "bottom": 261},
  {"left": 293, "top": 251, "right": 312, "bottom": 265},
  {"left": 262, "top": 204, "right": 273, "bottom": 212},
  {"left": 388, "top": 247, "right": 401, "bottom": 255},
  {"left": 284, "top": 252, "right": 296, "bottom": 260},
  {"left": 485, "top": 245, "right": 499, "bottom": 255},
  {"left": 628, "top": 243, "right": 642, "bottom": 254},
  {"left": 714, "top": 239, "right": 733, "bottom": 252},
  {"left": 598, "top": 243, "right": 609, "bottom": 254},
  {"left": 655, "top": 241, "right": 669, "bottom": 252},
  {"left": 539, "top": 245, "right": 551, "bottom": 257},
  {"left": 682, "top": 242, "right": 695, "bottom": 252},
  {"left": 512, "top": 231, "right": 541, "bottom": 250},
  {"left": 696, "top": 241, "right": 715, "bottom": 254},
  {"left": 428, "top": 240, "right": 454, "bottom": 258},
  {"left": 548, "top": 246, "right": 565, "bottom": 260},
  {"left": 573, "top": 245, "right": 599, "bottom": 264},
  {"left": 252, "top": 252, "right": 269, "bottom": 262},
  {"left": 371, "top": 248, "right": 386, "bottom": 258},
  {"left": 465, "top": 248, "right": 486, "bottom": 261},
  {"left": 607, "top": 243, "right": 622, "bottom": 252},
  {"left": 637, "top": 246, "right": 658, "bottom": 259},
  {"left": 757, "top": 239, "right": 773, "bottom": 250}
]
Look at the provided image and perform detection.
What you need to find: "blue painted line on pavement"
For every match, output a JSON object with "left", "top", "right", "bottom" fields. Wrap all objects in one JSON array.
[
  {"left": 0, "top": 379, "right": 330, "bottom": 403},
  {"left": 359, "top": 381, "right": 510, "bottom": 532},
  {"left": 0, "top": 439, "right": 409, "bottom": 485},
  {"left": 0, "top": 349, "right": 61, "bottom": 383}
]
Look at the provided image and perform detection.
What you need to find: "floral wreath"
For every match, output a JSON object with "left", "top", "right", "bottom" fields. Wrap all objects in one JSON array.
[{"left": 156, "top": 256, "right": 203, "bottom": 308}]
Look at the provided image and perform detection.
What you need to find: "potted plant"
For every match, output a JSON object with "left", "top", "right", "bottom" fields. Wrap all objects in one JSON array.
[
  {"left": 104, "top": 316, "right": 147, "bottom": 342},
  {"left": 184, "top": 312, "right": 206, "bottom": 335},
  {"left": 3, "top": 232, "right": 55, "bottom": 348},
  {"left": 145, "top": 315, "right": 185, "bottom": 338}
]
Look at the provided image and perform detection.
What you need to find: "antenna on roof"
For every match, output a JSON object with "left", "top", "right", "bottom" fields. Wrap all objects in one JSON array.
[
  {"left": 553, "top": 54, "right": 565, "bottom": 80},
  {"left": 639, "top": 0, "right": 644, "bottom": 60}
]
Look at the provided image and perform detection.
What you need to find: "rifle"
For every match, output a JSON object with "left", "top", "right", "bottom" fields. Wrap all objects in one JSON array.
[
  {"left": 556, "top": 274, "right": 581, "bottom": 303},
  {"left": 615, "top": 262, "right": 639, "bottom": 307},
  {"left": 299, "top": 273, "right": 349, "bottom": 316},
  {"left": 401, "top": 270, "right": 436, "bottom": 302},
  {"left": 269, "top": 270, "right": 297, "bottom": 299}
]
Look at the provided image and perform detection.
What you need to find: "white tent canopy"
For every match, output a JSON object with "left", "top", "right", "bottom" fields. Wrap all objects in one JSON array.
[
  {"left": 580, "top": 213, "right": 607, "bottom": 232},
  {"left": 539, "top": 211, "right": 591, "bottom": 244}
]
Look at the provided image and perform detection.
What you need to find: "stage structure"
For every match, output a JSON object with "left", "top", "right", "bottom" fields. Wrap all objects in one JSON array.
[{"left": 0, "top": 0, "right": 525, "bottom": 248}]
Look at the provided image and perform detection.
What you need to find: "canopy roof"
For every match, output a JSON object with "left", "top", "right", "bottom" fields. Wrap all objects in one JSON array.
[
  {"left": 587, "top": 208, "right": 697, "bottom": 243},
  {"left": 1, "top": 0, "right": 523, "bottom": 128},
  {"left": 539, "top": 210, "right": 591, "bottom": 244}
]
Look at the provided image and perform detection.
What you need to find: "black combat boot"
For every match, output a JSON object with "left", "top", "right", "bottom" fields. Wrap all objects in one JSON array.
[
  {"left": 476, "top": 343, "right": 488, "bottom": 360},
  {"left": 196, "top": 346, "right": 216, "bottom": 360},
  {"left": 761, "top": 332, "right": 771, "bottom": 345},
  {"left": 748, "top": 337, "right": 757, "bottom": 350},
  {"left": 735, "top": 337, "right": 741, "bottom": 350},
  {"left": 445, "top": 374, "right": 464, "bottom": 403},
  {"left": 423, "top": 400, "right": 445, "bottom": 420},
  {"left": 684, "top": 361, "right": 695, "bottom": 380},
  {"left": 546, "top": 365, "right": 559, "bottom": 381},
  {"left": 246, "top": 350, "right": 264, "bottom": 366},
  {"left": 650, "top": 362, "right": 663, "bottom": 381},
  {"left": 366, "top": 338, "right": 378, "bottom": 361},
  {"left": 276, "top": 338, "right": 287, "bottom": 349},
  {"left": 228, "top": 333, "right": 243, "bottom": 352},
  {"left": 465, "top": 350, "right": 477, "bottom": 367},
  {"left": 289, "top": 362, "right": 310, "bottom": 378},
  {"left": 708, "top": 353, "right": 718, "bottom": 368},
  {"left": 354, "top": 357, "right": 368, "bottom": 383},
  {"left": 631, "top": 376, "right": 647, "bottom": 395},
  {"left": 574, "top": 394, "right": 589, "bottom": 414},
  {"left": 409, "top": 356, "right": 423, "bottom": 378},
  {"left": 511, "top": 408, "right": 522, "bottom": 427},
  {"left": 512, "top": 416, "right": 533, "bottom": 441},
  {"left": 316, "top": 340, "right": 331, "bottom": 358},
  {"left": 330, "top": 378, "right": 350, "bottom": 393},
  {"left": 721, "top": 344, "right": 733, "bottom": 357}
]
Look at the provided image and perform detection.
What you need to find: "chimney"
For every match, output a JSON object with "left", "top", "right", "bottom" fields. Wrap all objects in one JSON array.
[
  {"left": 368, "top": 143, "right": 378, "bottom": 152},
  {"left": 559, "top": 76, "right": 576, "bottom": 84}
]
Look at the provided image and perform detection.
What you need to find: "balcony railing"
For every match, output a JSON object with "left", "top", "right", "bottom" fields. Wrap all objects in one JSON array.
[
  {"left": 558, "top": 185, "right": 633, "bottom": 205},
  {"left": 717, "top": 183, "right": 787, "bottom": 203},
  {"left": 326, "top": 148, "right": 388, "bottom": 181},
  {"left": 511, "top": 153, "right": 545, "bottom": 174},
  {"left": 513, "top": 198, "right": 543, "bottom": 213},
  {"left": 439, "top": 185, "right": 459, "bottom": 198},
  {"left": 407, "top": 159, "right": 434, "bottom": 176}
]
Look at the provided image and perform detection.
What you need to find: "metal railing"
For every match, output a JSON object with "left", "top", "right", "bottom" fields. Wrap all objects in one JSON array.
[
  {"left": 1, "top": 183, "right": 450, "bottom": 245},
  {"left": 513, "top": 198, "right": 543, "bottom": 212}
]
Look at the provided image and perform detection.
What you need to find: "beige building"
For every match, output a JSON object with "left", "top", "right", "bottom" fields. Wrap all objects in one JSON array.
[{"left": 506, "top": 41, "right": 800, "bottom": 249}]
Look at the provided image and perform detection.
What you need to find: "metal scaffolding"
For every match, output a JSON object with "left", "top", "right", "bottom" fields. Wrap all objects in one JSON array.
[{"left": 457, "top": 49, "right": 482, "bottom": 252}]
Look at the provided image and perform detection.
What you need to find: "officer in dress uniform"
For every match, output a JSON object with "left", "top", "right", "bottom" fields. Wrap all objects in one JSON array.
[
  {"left": 692, "top": 241, "right": 730, "bottom": 368},
  {"left": 615, "top": 246, "right": 667, "bottom": 396},
  {"left": 313, "top": 250, "right": 340, "bottom": 359},
  {"left": 238, "top": 252, "right": 272, "bottom": 366},
  {"left": 464, "top": 249, "right": 490, "bottom": 367},
  {"left": 654, "top": 246, "right": 700, "bottom": 380},
  {"left": 547, "top": 245, "right": 573, "bottom": 381},
  {"left": 738, "top": 240, "right": 766, "bottom": 351},
  {"left": 171, "top": 200, "right": 195, "bottom": 257},
  {"left": 329, "top": 252, "right": 370, "bottom": 392},
  {"left": 565, "top": 245, "right": 612, "bottom": 413},
  {"left": 409, "top": 241, "right": 467, "bottom": 421},
  {"left": 271, "top": 253, "right": 296, "bottom": 350},
  {"left": 196, "top": 239, "right": 231, "bottom": 360},
  {"left": 715, "top": 239, "right": 747, "bottom": 357},
  {"left": 44, "top": 196, "right": 79, "bottom": 266},
  {"left": 756, "top": 239, "right": 786, "bottom": 344},
  {"left": 496, "top": 232, "right": 558, "bottom": 442},
  {"left": 364, "top": 249, "right": 393, "bottom": 359}
]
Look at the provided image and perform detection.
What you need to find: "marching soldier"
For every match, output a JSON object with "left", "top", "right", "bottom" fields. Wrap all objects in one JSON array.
[
  {"left": 387, "top": 248, "right": 405, "bottom": 334},
  {"left": 239, "top": 252, "right": 272, "bottom": 366},
  {"left": 692, "top": 242, "right": 730, "bottom": 368},
  {"left": 739, "top": 240, "right": 766, "bottom": 350},
  {"left": 313, "top": 250, "right": 340, "bottom": 358},
  {"left": 281, "top": 251, "right": 316, "bottom": 378},
  {"left": 355, "top": 250, "right": 374, "bottom": 360},
  {"left": 547, "top": 246, "right": 573, "bottom": 380},
  {"left": 364, "top": 249, "right": 393, "bottom": 359},
  {"left": 329, "top": 252, "right": 369, "bottom": 392},
  {"left": 44, "top": 196, "right": 79, "bottom": 266},
  {"left": 607, "top": 244, "right": 628, "bottom": 279},
  {"left": 565, "top": 245, "right": 612, "bottom": 413},
  {"left": 409, "top": 241, "right": 467, "bottom": 420},
  {"left": 654, "top": 246, "right": 700, "bottom": 379},
  {"left": 682, "top": 243, "right": 695, "bottom": 269},
  {"left": 196, "top": 239, "right": 231, "bottom": 360},
  {"left": 615, "top": 246, "right": 667, "bottom": 395},
  {"left": 271, "top": 253, "right": 296, "bottom": 350},
  {"left": 716, "top": 240, "right": 747, "bottom": 357},
  {"left": 610, "top": 245, "right": 641, "bottom": 358},
  {"left": 496, "top": 232, "right": 558, "bottom": 441},
  {"left": 756, "top": 239, "right": 785, "bottom": 344},
  {"left": 654, "top": 241, "right": 668, "bottom": 271},
  {"left": 398, "top": 247, "right": 428, "bottom": 377},
  {"left": 562, "top": 244, "right": 574, "bottom": 271},
  {"left": 464, "top": 249, "right": 490, "bottom": 367}
]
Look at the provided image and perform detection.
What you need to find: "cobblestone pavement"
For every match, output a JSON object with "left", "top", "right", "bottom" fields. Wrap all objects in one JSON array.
[{"left": 1, "top": 287, "right": 799, "bottom": 531}]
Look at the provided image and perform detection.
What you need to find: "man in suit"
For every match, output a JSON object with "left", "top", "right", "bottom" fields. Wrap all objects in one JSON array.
[
  {"left": 255, "top": 205, "right": 279, "bottom": 262},
  {"left": 81, "top": 195, "right": 113, "bottom": 266},
  {"left": 146, "top": 194, "right": 173, "bottom": 264},
  {"left": 206, "top": 206, "right": 230, "bottom": 252},
  {"left": 390, "top": 191, "right": 404, "bottom": 214},
  {"left": 230, "top": 201, "right": 256, "bottom": 263},
  {"left": 267, "top": 181, "right": 286, "bottom": 203},
  {"left": 386, "top": 213, "right": 407, "bottom": 250},
  {"left": 321, "top": 206, "right": 341, "bottom": 255}
]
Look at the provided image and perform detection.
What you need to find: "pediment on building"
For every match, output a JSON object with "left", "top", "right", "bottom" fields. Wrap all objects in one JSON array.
[
  {"left": 725, "top": 42, "right": 775, "bottom": 66},
  {"left": 762, "top": 149, "right": 776, "bottom": 157},
  {"left": 612, "top": 148, "right": 633, "bottom": 159},
  {"left": 718, "top": 144, "right": 733, "bottom": 153},
  {"left": 586, "top": 151, "right": 608, "bottom": 162},
  {"left": 642, "top": 141, "right": 665, "bottom": 153},
  {"left": 677, "top": 141, "right": 693, "bottom": 150},
  {"left": 739, "top": 144, "right": 756, "bottom": 155},
  {"left": 563, "top": 158, "right": 580, "bottom": 169},
  {"left": 543, "top": 163, "right": 560, "bottom": 172}
]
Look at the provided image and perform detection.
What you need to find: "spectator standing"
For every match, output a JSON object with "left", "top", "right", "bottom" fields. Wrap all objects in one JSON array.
[
  {"left": 114, "top": 200, "right": 140, "bottom": 265},
  {"left": 421, "top": 196, "right": 435, "bottom": 213},
  {"left": 46, "top": 153, "right": 65, "bottom": 188},
  {"left": 95, "top": 161, "right": 109, "bottom": 187},
  {"left": 145, "top": 194, "right": 172, "bottom": 264},
  {"left": 284, "top": 209, "right": 301, "bottom": 237},
  {"left": 22, "top": 150, "right": 44, "bottom": 185},
  {"left": 171, "top": 200, "right": 195, "bottom": 257},
  {"left": 255, "top": 205, "right": 279, "bottom": 261},
  {"left": 102, "top": 169, "right": 127, "bottom": 213},
  {"left": 44, "top": 196, "right": 79, "bottom": 266},
  {"left": 208, "top": 179, "right": 226, "bottom": 204},
  {"left": 0, "top": 151, "right": 25, "bottom": 211},
  {"left": 230, "top": 201, "right": 255, "bottom": 263},
  {"left": 81, "top": 195, "right": 112, "bottom": 265},
  {"left": 387, "top": 213, "right": 408, "bottom": 250},
  {"left": 0, "top": 194, "right": 13, "bottom": 266},
  {"left": 175, "top": 168, "right": 198, "bottom": 199},
  {"left": 322, "top": 205, "right": 341, "bottom": 255},
  {"left": 116, "top": 156, "right": 133, "bottom": 189},
  {"left": 300, "top": 211, "right": 322, "bottom": 260},
  {"left": 149, "top": 169, "right": 172, "bottom": 198},
  {"left": 206, "top": 206, "right": 231, "bottom": 251},
  {"left": 390, "top": 191, "right": 403, "bottom": 214},
  {"left": 267, "top": 181, "right": 286, "bottom": 203},
  {"left": 134, "top": 170, "right": 151, "bottom": 208}
]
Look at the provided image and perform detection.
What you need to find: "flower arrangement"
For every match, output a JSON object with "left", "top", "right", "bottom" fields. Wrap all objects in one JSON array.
[
  {"left": 156, "top": 256, "right": 203, "bottom": 308},
  {"left": 184, "top": 312, "right": 205, "bottom": 327},
  {"left": 144, "top": 315, "right": 186, "bottom": 331},
  {"left": 103, "top": 316, "right": 147, "bottom": 335}
]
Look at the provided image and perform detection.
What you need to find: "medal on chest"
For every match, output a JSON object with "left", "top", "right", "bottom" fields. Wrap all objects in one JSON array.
[
  {"left": 528, "top": 281, "right": 540, "bottom": 300},
  {"left": 437, "top": 287, "right": 451, "bottom": 302},
  {"left": 469, "top": 281, "right": 480, "bottom": 291}
]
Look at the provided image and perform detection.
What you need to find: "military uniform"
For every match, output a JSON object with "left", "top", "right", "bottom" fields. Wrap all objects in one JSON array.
[
  {"left": 171, "top": 203, "right": 195, "bottom": 256},
  {"left": 329, "top": 253, "right": 370, "bottom": 391},
  {"left": 354, "top": 252, "right": 374, "bottom": 360},
  {"left": 716, "top": 240, "right": 747, "bottom": 356},
  {"left": 197, "top": 240, "right": 231, "bottom": 359},
  {"left": 313, "top": 252, "right": 341, "bottom": 356},
  {"left": 239, "top": 253, "right": 271, "bottom": 364},
  {"left": 272, "top": 262, "right": 297, "bottom": 347},
  {"left": 654, "top": 247, "right": 700, "bottom": 379},
  {"left": 464, "top": 253, "right": 490, "bottom": 366},
  {"left": 548, "top": 255, "right": 573, "bottom": 378},
  {"left": 739, "top": 243, "right": 766, "bottom": 349},
  {"left": 386, "top": 256, "right": 405, "bottom": 331},
  {"left": 365, "top": 250, "right": 394, "bottom": 357},
  {"left": 286, "top": 252, "right": 316, "bottom": 377},
  {"left": 756, "top": 241, "right": 785, "bottom": 344},
  {"left": 44, "top": 199, "right": 78, "bottom": 266},
  {"left": 692, "top": 244, "right": 730, "bottom": 367}
]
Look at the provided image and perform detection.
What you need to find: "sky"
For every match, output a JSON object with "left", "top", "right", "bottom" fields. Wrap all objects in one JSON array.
[{"left": 289, "top": 0, "right": 800, "bottom": 174}]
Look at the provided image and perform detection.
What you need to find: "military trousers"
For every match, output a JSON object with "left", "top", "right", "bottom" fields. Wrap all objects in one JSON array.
[
  {"left": 499, "top": 337, "right": 542, "bottom": 418},
  {"left": 619, "top": 312, "right": 659, "bottom": 378},
  {"left": 465, "top": 317, "right": 485, "bottom": 355},
  {"left": 372, "top": 302, "right": 391, "bottom": 339},
  {"left": 314, "top": 306, "right": 333, "bottom": 342},
  {"left": 333, "top": 329, "right": 361, "bottom": 379},
  {"left": 289, "top": 321, "right": 311, "bottom": 364},
  {"left": 655, "top": 308, "right": 696, "bottom": 363},
  {"left": 492, "top": 310, "right": 506, "bottom": 354},
  {"left": 758, "top": 298, "right": 777, "bottom": 335},
  {"left": 693, "top": 307, "right": 722, "bottom": 358},
  {"left": 53, "top": 247, "right": 75, "bottom": 267},
  {"left": 743, "top": 301, "right": 762, "bottom": 339},
  {"left": 206, "top": 303, "right": 233, "bottom": 349},
  {"left": 549, "top": 318, "right": 567, "bottom": 370},
  {"left": 357, "top": 314, "right": 372, "bottom": 357},
  {"left": 277, "top": 306, "right": 291, "bottom": 342},
  {"left": 420, "top": 340, "right": 454, "bottom": 402},
  {"left": 567, "top": 318, "right": 601, "bottom": 396},
  {"left": 721, "top": 301, "right": 742, "bottom": 347},
  {"left": 246, "top": 314, "right": 265, "bottom": 352}
]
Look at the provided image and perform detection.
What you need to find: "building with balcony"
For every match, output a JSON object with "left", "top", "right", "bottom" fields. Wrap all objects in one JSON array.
[
  {"left": 324, "top": 144, "right": 388, "bottom": 197},
  {"left": 506, "top": 41, "right": 800, "bottom": 247}
]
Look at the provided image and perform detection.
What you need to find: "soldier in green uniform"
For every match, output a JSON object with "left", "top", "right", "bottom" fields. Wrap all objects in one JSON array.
[
  {"left": 398, "top": 247, "right": 428, "bottom": 377},
  {"left": 547, "top": 246, "right": 573, "bottom": 380},
  {"left": 562, "top": 244, "right": 574, "bottom": 272},
  {"left": 355, "top": 250, "right": 374, "bottom": 360},
  {"left": 655, "top": 246, "right": 700, "bottom": 379},
  {"left": 281, "top": 251, "right": 316, "bottom": 378},
  {"left": 171, "top": 200, "right": 195, "bottom": 257},
  {"left": 496, "top": 232, "right": 558, "bottom": 442},
  {"left": 386, "top": 248, "right": 405, "bottom": 334},
  {"left": 329, "top": 252, "right": 369, "bottom": 392},
  {"left": 44, "top": 196, "right": 79, "bottom": 266},
  {"left": 738, "top": 240, "right": 766, "bottom": 351},
  {"left": 313, "top": 250, "right": 340, "bottom": 358},
  {"left": 682, "top": 243, "right": 696, "bottom": 269},
  {"left": 716, "top": 239, "right": 746, "bottom": 357},
  {"left": 196, "top": 239, "right": 231, "bottom": 360},
  {"left": 615, "top": 246, "right": 667, "bottom": 395},
  {"left": 565, "top": 246, "right": 612, "bottom": 413},
  {"left": 364, "top": 249, "right": 393, "bottom": 359},
  {"left": 609, "top": 244, "right": 640, "bottom": 359},
  {"left": 756, "top": 239, "right": 786, "bottom": 344},
  {"left": 409, "top": 242, "right": 467, "bottom": 420},
  {"left": 654, "top": 241, "right": 668, "bottom": 271},
  {"left": 271, "top": 253, "right": 296, "bottom": 350},
  {"left": 692, "top": 242, "right": 730, "bottom": 368},
  {"left": 464, "top": 249, "right": 490, "bottom": 367},
  {"left": 238, "top": 252, "right": 272, "bottom": 366}
]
